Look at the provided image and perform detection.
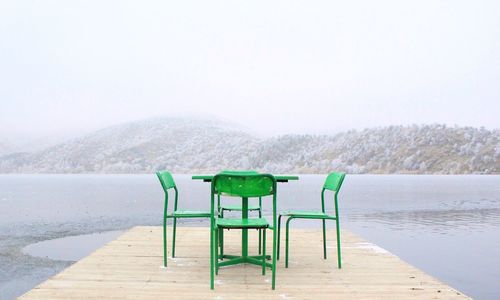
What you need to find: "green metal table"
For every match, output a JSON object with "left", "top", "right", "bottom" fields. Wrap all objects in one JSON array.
[{"left": 192, "top": 174, "right": 298, "bottom": 267}]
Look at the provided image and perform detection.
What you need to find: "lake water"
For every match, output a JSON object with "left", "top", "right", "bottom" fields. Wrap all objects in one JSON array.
[{"left": 0, "top": 174, "right": 499, "bottom": 299}]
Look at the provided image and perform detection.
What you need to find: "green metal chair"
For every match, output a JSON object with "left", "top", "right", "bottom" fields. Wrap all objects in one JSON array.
[
  {"left": 210, "top": 173, "right": 278, "bottom": 290},
  {"left": 156, "top": 171, "right": 210, "bottom": 267},
  {"left": 217, "top": 170, "right": 264, "bottom": 257},
  {"left": 277, "top": 172, "right": 346, "bottom": 268}
]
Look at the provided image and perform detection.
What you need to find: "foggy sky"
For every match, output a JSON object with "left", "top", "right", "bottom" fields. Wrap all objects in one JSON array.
[{"left": 1, "top": 0, "right": 499, "bottom": 139}]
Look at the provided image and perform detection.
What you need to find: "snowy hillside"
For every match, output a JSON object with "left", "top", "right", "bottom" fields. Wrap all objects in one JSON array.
[{"left": 0, "top": 118, "right": 498, "bottom": 174}]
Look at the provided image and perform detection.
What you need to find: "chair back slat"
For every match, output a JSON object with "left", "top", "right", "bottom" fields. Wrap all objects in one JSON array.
[
  {"left": 220, "top": 170, "right": 259, "bottom": 175},
  {"left": 213, "top": 173, "right": 276, "bottom": 198},
  {"left": 156, "top": 171, "right": 176, "bottom": 191},
  {"left": 323, "top": 172, "right": 346, "bottom": 192}
]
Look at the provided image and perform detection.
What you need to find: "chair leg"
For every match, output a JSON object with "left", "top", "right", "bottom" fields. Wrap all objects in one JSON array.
[
  {"left": 277, "top": 215, "right": 282, "bottom": 260},
  {"left": 262, "top": 229, "right": 266, "bottom": 275},
  {"left": 285, "top": 217, "right": 293, "bottom": 268},
  {"left": 163, "top": 218, "right": 167, "bottom": 267},
  {"left": 220, "top": 210, "right": 224, "bottom": 258},
  {"left": 272, "top": 226, "right": 277, "bottom": 290},
  {"left": 215, "top": 226, "right": 219, "bottom": 275},
  {"left": 218, "top": 228, "right": 222, "bottom": 259},
  {"left": 210, "top": 226, "right": 214, "bottom": 290},
  {"left": 336, "top": 219, "right": 342, "bottom": 269},
  {"left": 322, "top": 219, "right": 327, "bottom": 259},
  {"left": 258, "top": 209, "right": 262, "bottom": 254},
  {"left": 258, "top": 229, "right": 262, "bottom": 255},
  {"left": 221, "top": 229, "right": 224, "bottom": 259},
  {"left": 172, "top": 217, "right": 177, "bottom": 258}
]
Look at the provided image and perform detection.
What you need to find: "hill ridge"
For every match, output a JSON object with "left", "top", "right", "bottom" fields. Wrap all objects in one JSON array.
[{"left": 0, "top": 118, "right": 498, "bottom": 174}]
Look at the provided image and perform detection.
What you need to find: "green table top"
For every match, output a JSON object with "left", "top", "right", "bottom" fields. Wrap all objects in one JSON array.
[{"left": 192, "top": 174, "right": 299, "bottom": 182}]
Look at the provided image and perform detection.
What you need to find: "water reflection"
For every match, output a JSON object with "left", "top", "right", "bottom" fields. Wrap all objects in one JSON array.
[{"left": 348, "top": 207, "right": 500, "bottom": 233}]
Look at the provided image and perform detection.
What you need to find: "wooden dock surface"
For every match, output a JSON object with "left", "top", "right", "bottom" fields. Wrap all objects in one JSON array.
[{"left": 19, "top": 226, "right": 468, "bottom": 299}]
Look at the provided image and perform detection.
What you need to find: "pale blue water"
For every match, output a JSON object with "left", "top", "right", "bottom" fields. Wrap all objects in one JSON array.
[{"left": 0, "top": 174, "right": 499, "bottom": 299}]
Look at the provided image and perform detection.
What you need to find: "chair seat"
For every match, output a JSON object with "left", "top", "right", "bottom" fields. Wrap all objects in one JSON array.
[
  {"left": 280, "top": 210, "right": 334, "bottom": 219},
  {"left": 216, "top": 217, "right": 269, "bottom": 228},
  {"left": 169, "top": 210, "right": 211, "bottom": 218},
  {"left": 220, "top": 204, "right": 261, "bottom": 211}
]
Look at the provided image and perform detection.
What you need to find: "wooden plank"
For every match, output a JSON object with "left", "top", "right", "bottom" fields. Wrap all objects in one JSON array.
[{"left": 19, "top": 226, "right": 469, "bottom": 299}]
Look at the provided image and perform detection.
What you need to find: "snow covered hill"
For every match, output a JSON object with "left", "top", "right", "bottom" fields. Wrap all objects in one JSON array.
[{"left": 0, "top": 118, "right": 498, "bottom": 174}]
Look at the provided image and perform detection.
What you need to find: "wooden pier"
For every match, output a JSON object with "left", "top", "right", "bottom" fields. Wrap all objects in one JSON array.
[{"left": 19, "top": 226, "right": 468, "bottom": 299}]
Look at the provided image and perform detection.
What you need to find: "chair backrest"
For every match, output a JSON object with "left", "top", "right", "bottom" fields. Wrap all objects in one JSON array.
[
  {"left": 156, "top": 170, "right": 177, "bottom": 192},
  {"left": 323, "top": 172, "right": 346, "bottom": 193},
  {"left": 212, "top": 173, "right": 276, "bottom": 198}
]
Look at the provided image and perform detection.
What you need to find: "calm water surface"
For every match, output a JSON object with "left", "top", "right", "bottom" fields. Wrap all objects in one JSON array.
[{"left": 0, "top": 174, "right": 499, "bottom": 299}]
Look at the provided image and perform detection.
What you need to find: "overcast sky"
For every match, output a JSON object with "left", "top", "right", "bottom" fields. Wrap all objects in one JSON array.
[{"left": 1, "top": 0, "right": 499, "bottom": 139}]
